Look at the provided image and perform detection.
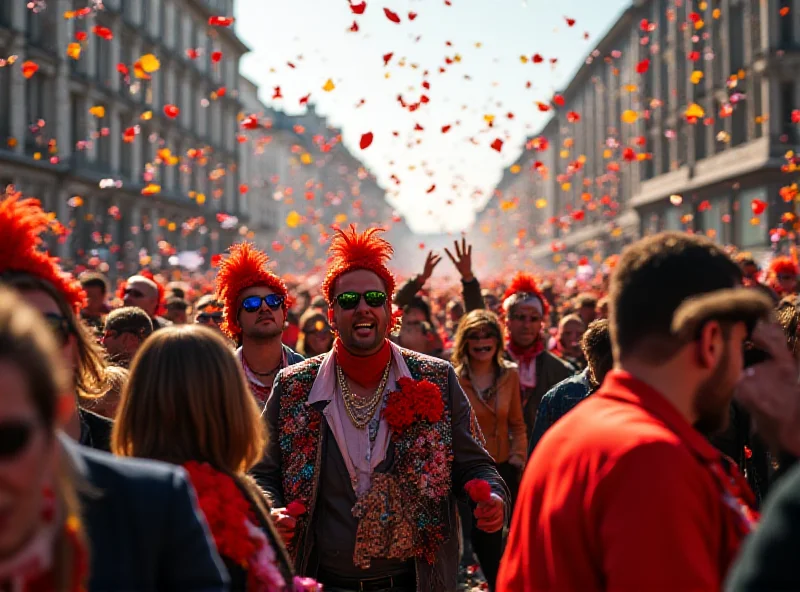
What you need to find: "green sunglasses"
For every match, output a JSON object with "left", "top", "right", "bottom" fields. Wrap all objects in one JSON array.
[{"left": 335, "top": 290, "right": 387, "bottom": 310}]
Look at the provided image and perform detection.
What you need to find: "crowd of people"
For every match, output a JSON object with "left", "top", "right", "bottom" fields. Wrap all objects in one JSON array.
[{"left": 5, "top": 183, "right": 800, "bottom": 591}]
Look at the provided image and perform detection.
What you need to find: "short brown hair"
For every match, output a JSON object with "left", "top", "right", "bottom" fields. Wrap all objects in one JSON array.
[
  {"left": 581, "top": 319, "right": 612, "bottom": 387},
  {"left": 451, "top": 309, "right": 505, "bottom": 372},
  {"left": 113, "top": 325, "right": 265, "bottom": 473},
  {"left": 610, "top": 232, "right": 742, "bottom": 363}
]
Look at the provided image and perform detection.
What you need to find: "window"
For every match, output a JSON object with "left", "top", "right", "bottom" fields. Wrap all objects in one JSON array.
[
  {"left": 750, "top": 0, "right": 762, "bottom": 55},
  {"left": 96, "top": 105, "right": 111, "bottom": 168},
  {"left": 26, "top": 7, "right": 58, "bottom": 53},
  {"left": 780, "top": 0, "right": 794, "bottom": 48},
  {"left": 781, "top": 82, "right": 797, "bottom": 144},
  {"left": 95, "top": 23, "right": 112, "bottom": 87},
  {"left": 26, "top": 75, "right": 50, "bottom": 154},
  {"left": 730, "top": 2, "right": 745, "bottom": 72},
  {"left": 731, "top": 100, "right": 747, "bottom": 146},
  {"left": 698, "top": 196, "right": 729, "bottom": 243},
  {"left": 69, "top": 93, "right": 85, "bottom": 153},
  {"left": 736, "top": 187, "right": 768, "bottom": 248},
  {"left": 120, "top": 113, "right": 133, "bottom": 179}
]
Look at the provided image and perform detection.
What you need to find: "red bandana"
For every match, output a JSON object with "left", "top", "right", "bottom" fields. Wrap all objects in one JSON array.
[
  {"left": 334, "top": 338, "right": 391, "bottom": 388},
  {"left": 506, "top": 337, "right": 545, "bottom": 364}
]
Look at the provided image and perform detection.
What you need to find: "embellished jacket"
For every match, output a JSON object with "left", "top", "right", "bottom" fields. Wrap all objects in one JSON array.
[{"left": 251, "top": 347, "right": 508, "bottom": 592}]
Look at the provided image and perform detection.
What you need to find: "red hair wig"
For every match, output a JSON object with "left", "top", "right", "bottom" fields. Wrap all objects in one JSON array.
[
  {"left": 0, "top": 188, "right": 86, "bottom": 313},
  {"left": 502, "top": 272, "right": 550, "bottom": 317},
  {"left": 214, "top": 242, "right": 289, "bottom": 339},
  {"left": 769, "top": 256, "right": 799, "bottom": 278},
  {"left": 322, "top": 225, "right": 395, "bottom": 305}
]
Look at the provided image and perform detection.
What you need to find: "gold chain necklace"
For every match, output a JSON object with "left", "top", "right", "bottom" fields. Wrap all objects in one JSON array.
[{"left": 337, "top": 363, "right": 391, "bottom": 429}]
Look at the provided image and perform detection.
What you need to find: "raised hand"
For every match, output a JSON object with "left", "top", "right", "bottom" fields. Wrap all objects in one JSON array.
[
  {"left": 444, "top": 238, "right": 475, "bottom": 283},
  {"left": 419, "top": 250, "right": 442, "bottom": 284}
]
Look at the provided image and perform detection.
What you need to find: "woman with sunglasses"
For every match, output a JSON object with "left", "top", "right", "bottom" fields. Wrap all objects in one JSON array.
[
  {"left": 0, "top": 192, "right": 112, "bottom": 451},
  {"left": 296, "top": 308, "right": 334, "bottom": 358},
  {"left": 451, "top": 309, "right": 527, "bottom": 592},
  {"left": 113, "top": 324, "right": 308, "bottom": 591}
]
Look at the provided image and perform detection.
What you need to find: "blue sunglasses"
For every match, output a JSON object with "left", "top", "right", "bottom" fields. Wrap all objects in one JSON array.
[{"left": 241, "top": 294, "right": 285, "bottom": 313}]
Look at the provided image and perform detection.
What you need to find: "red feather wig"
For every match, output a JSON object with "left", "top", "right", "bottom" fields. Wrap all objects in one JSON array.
[
  {"left": 502, "top": 272, "right": 550, "bottom": 317},
  {"left": 769, "top": 256, "right": 799, "bottom": 278},
  {"left": 0, "top": 188, "right": 86, "bottom": 313},
  {"left": 322, "top": 225, "right": 395, "bottom": 304},
  {"left": 214, "top": 242, "right": 289, "bottom": 339}
]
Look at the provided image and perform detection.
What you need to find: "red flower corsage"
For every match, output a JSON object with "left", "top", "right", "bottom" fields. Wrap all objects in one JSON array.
[
  {"left": 383, "top": 377, "right": 445, "bottom": 435},
  {"left": 464, "top": 479, "right": 492, "bottom": 503}
]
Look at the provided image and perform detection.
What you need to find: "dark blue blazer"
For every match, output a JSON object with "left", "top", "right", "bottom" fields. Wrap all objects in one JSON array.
[{"left": 62, "top": 437, "right": 229, "bottom": 591}]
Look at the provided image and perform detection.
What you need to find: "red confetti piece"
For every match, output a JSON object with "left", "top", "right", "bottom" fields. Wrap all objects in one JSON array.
[
  {"left": 414, "top": 123, "right": 424, "bottom": 131},
  {"left": 21, "top": 61, "right": 38, "bottom": 79},
  {"left": 299, "top": 93, "right": 311, "bottom": 105},
  {"left": 688, "top": 50, "right": 700, "bottom": 61},
  {"left": 384, "top": 7, "right": 401, "bottom": 22},
  {"left": 792, "top": 109, "right": 800, "bottom": 124},
  {"left": 349, "top": 20, "right": 360, "bottom": 31},
  {"left": 186, "top": 48, "right": 200, "bottom": 60},
  {"left": 441, "top": 124, "right": 451, "bottom": 133},
  {"left": 208, "top": 16, "right": 235, "bottom": 27},
  {"left": 426, "top": 185, "right": 436, "bottom": 193},
  {"left": 536, "top": 102, "right": 551, "bottom": 112},
  {"left": 571, "top": 210, "right": 585, "bottom": 221},
  {"left": 210, "top": 254, "right": 223, "bottom": 268},
  {"left": 565, "top": 17, "right": 576, "bottom": 27},
  {"left": 751, "top": 199, "right": 767, "bottom": 215},
  {"left": 163, "top": 104, "right": 180, "bottom": 118},
  {"left": 359, "top": 132, "right": 374, "bottom": 149},
  {"left": 636, "top": 58, "right": 650, "bottom": 74},
  {"left": 273, "top": 86, "right": 283, "bottom": 99},
  {"left": 210, "top": 51, "right": 223, "bottom": 63},
  {"left": 241, "top": 116, "right": 260, "bottom": 130},
  {"left": 75, "top": 31, "right": 88, "bottom": 42},
  {"left": 622, "top": 147, "right": 636, "bottom": 161},
  {"left": 216, "top": 86, "right": 226, "bottom": 96},
  {"left": 383, "top": 52, "right": 394, "bottom": 65},
  {"left": 491, "top": 138, "right": 504, "bottom": 152},
  {"left": 350, "top": 0, "right": 367, "bottom": 14},
  {"left": 553, "top": 94, "right": 565, "bottom": 107},
  {"left": 239, "top": 184, "right": 249, "bottom": 194},
  {"left": 92, "top": 25, "right": 113, "bottom": 40},
  {"left": 567, "top": 111, "right": 581, "bottom": 122},
  {"left": 408, "top": 11, "right": 418, "bottom": 20},
  {"left": 532, "top": 53, "right": 544, "bottom": 63}
]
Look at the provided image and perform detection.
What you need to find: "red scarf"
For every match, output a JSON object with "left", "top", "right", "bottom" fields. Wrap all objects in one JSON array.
[
  {"left": 334, "top": 338, "right": 391, "bottom": 388},
  {"left": 506, "top": 337, "right": 545, "bottom": 364}
]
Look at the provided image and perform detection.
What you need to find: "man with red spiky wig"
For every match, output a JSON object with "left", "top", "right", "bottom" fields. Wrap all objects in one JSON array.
[
  {"left": 253, "top": 225, "right": 508, "bottom": 592},
  {"left": 502, "top": 272, "right": 573, "bottom": 432},
  {"left": 767, "top": 256, "right": 799, "bottom": 298},
  {"left": 214, "top": 242, "right": 304, "bottom": 406}
]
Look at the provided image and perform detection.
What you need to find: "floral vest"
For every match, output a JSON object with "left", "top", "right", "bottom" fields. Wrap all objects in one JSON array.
[{"left": 276, "top": 349, "right": 478, "bottom": 568}]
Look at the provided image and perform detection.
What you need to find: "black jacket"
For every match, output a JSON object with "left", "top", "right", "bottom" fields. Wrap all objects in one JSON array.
[
  {"left": 726, "top": 461, "right": 800, "bottom": 591},
  {"left": 62, "top": 438, "right": 229, "bottom": 591}
]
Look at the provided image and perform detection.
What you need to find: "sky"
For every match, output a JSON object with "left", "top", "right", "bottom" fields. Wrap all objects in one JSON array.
[{"left": 234, "top": 0, "right": 630, "bottom": 234}]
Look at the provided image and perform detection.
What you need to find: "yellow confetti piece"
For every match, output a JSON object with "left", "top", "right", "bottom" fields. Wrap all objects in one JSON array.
[
  {"left": 286, "top": 211, "right": 301, "bottom": 228},
  {"left": 300, "top": 153, "right": 313, "bottom": 165},
  {"left": 520, "top": 55, "right": 529, "bottom": 64},
  {"left": 535, "top": 198, "right": 547, "bottom": 209},
  {"left": 560, "top": 149, "right": 569, "bottom": 159},
  {"left": 694, "top": 19, "right": 704, "bottom": 29},
  {"left": 603, "top": 148, "right": 612, "bottom": 159},
  {"left": 88, "top": 105, "right": 105, "bottom": 118},
  {"left": 510, "top": 164, "right": 521, "bottom": 174},
  {"left": 484, "top": 114, "right": 495, "bottom": 124},
  {"left": 561, "top": 182, "right": 571, "bottom": 191},
  {"left": 499, "top": 200, "right": 517, "bottom": 211},
  {"left": 322, "top": 79, "right": 335, "bottom": 92},
  {"left": 167, "top": 222, "right": 177, "bottom": 231},
  {"left": 334, "top": 213, "right": 348, "bottom": 224},
  {"left": 138, "top": 53, "right": 160, "bottom": 73},
  {"left": 621, "top": 109, "right": 638, "bottom": 123},
  {"left": 699, "top": 1, "right": 708, "bottom": 9},
  {"left": 66, "top": 42, "right": 81, "bottom": 60},
  {"left": 141, "top": 184, "right": 161, "bottom": 195},
  {"left": 712, "top": 8, "right": 721, "bottom": 18},
  {"left": 690, "top": 70, "right": 704, "bottom": 84},
  {"left": 623, "top": 84, "right": 638, "bottom": 93},
  {"left": 685, "top": 103, "right": 705, "bottom": 118},
  {"left": 141, "top": 110, "right": 153, "bottom": 120},
  {"left": 197, "top": 193, "right": 206, "bottom": 204}
]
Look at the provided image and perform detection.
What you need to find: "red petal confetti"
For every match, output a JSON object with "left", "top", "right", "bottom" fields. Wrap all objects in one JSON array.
[
  {"left": 792, "top": 109, "right": 800, "bottom": 124},
  {"left": 567, "top": 111, "right": 581, "bottom": 122},
  {"left": 751, "top": 199, "right": 767, "bottom": 215},
  {"left": 622, "top": 147, "right": 636, "bottom": 161},
  {"left": 299, "top": 93, "right": 311, "bottom": 105},
  {"left": 383, "top": 52, "right": 394, "bottom": 65},
  {"left": 21, "top": 61, "right": 39, "bottom": 79},
  {"left": 441, "top": 124, "right": 451, "bottom": 133},
  {"left": 384, "top": 7, "right": 401, "bottom": 23},
  {"left": 414, "top": 123, "right": 424, "bottom": 131},
  {"left": 287, "top": 62, "right": 296, "bottom": 69},
  {"left": 92, "top": 25, "right": 114, "bottom": 40},
  {"left": 186, "top": 48, "right": 200, "bottom": 60},
  {"left": 208, "top": 16, "right": 235, "bottom": 27},
  {"left": 688, "top": 50, "right": 700, "bottom": 61},
  {"left": 536, "top": 102, "right": 551, "bottom": 112},
  {"left": 163, "top": 104, "right": 180, "bottom": 118},
  {"left": 350, "top": 0, "right": 367, "bottom": 14},
  {"left": 75, "top": 31, "right": 88, "bottom": 42},
  {"left": 636, "top": 58, "right": 650, "bottom": 74},
  {"left": 532, "top": 53, "right": 544, "bottom": 63},
  {"left": 241, "top": 116, "right": 260, "bottom": 130},
  {"left": 211, "top": 51, "right": 223, "bottom": 63},
  {"left": 273, "top": 86, "right": 283, "bottom": 99},
  {"left": 349, "top": 20, "right": 360, "bottom": 32},
  {"left": 239, "top": 184, "right": 249, "bottom": 194},
  {"left": 780, "top": 6, "right": 791, "bottom": 16},
  {"left": 565, "top": 17, "right": 576, "bottom": 27},
  {"left": 426, "top": 185, "right": 436, "bottom": 193},
  {"left": 216, "top": 86, "right": 226, "bottom": 96},
  {"left": 553, "top": 94, "right": 565, "bottom": 107},
  {"left": 491, "top": 138, "right": 504, "bottom": 152},
  {"left": 688, "top": 11, "right": 701, "bottom": 23},
  {"left": 408, "top": 11, "right": 418, "bottom": 20},
  {"left": 359, "top": 132, "right": 374, "bottom": 149},
  {"left": 571, "top": 210, "right": 585, "bottom": 221}
]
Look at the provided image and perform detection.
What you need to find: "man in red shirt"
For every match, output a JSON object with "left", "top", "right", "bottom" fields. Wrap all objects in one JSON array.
[{"left": 497, "top": 232, "right": 772, "bottom": 591}]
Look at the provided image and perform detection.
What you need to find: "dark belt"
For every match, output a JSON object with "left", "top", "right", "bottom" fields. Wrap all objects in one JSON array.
[{"left": 316, "top": 569, "right": 415, "bottom": 591}]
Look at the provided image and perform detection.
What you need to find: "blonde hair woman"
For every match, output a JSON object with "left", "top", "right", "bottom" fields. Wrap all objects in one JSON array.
[
  {"left": 113, "top": 325, "right": 308, "bottom": 590},
  {"left": 451, "top": 309, "right": 528, "bottom": 592}
]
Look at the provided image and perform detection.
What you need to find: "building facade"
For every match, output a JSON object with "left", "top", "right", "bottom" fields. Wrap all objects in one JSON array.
[
  {"left": 482, "top": 0, "right": 800, "bottom": 266},
  {"left": 0, "top": 0, "right": 249, "bottom": 277}
]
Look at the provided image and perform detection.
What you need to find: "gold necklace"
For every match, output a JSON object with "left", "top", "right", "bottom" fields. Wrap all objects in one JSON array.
[{"left": 337, "top": 363, "right": 391, "bottom": 429}]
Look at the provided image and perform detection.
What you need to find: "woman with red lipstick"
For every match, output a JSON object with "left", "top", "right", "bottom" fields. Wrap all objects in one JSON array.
[{"left": 452, "top": 309, "right": 527, "bottom": 591}]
